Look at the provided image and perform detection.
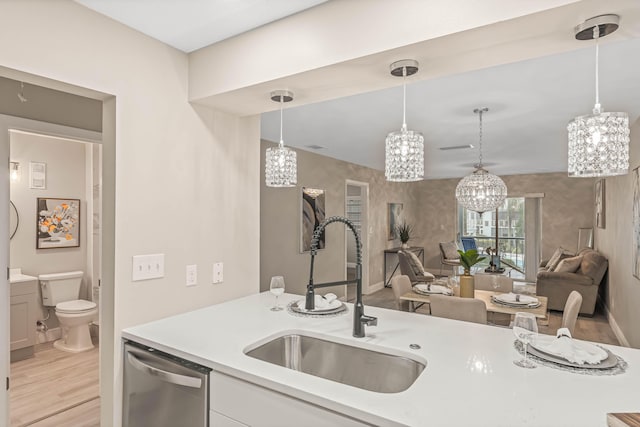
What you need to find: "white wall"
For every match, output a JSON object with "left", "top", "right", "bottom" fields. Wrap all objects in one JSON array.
[
  {"left": 10, "top": 132, "right": 90, "bottom": 329},
  {"left": 0, "top": 2, "right": 260, "bottom": 425},
  {"left": 595, "top": 119, "right": 640, "bottom": 348}
]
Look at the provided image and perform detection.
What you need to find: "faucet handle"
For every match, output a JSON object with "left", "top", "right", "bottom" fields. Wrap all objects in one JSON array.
[{"left": 361, "top": 314, "right": 378, "bottom": 327}]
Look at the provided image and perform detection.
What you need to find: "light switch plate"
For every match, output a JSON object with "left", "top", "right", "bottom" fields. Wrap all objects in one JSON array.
[
  {"left": 186, "top": 264, "right": 197, "bottom": 286},
  {"left": 132, "top": 254, "right": 165, "bottom": 281},
  {"left": 212, "top": 262, "right": 223, "bottom": 284}
]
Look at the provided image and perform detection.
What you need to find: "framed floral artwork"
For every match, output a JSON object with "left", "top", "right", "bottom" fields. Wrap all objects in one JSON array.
[{"left": 36, "top": 198, "right": 80, "bottom": 249}]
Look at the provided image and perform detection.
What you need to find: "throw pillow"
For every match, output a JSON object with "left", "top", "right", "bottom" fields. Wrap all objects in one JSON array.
[
  {"left": 554, "top": 255, "right": 583, "bottom": 273},
  {"left": 404, "top": 250, "right": 426, "bottom": 277},
  {"left": 441, "top": 241, "right": 459, "bottom": 260},
  {"left": 546, "top": 247, "right": 573, "bottom": 271}
]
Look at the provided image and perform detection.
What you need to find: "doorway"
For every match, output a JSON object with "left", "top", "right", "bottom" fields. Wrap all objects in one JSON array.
[
  {"left": 9, "top": 129, "right": 102, "bottom": 425},
  {"left": 345, "top": 180, "right": 369, "bottom": 301},
  {"left": 0, "top": 71, "right": 115, "bottom": 427}
]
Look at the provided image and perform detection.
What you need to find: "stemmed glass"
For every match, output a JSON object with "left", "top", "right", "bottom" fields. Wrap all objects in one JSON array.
[
  {"left": 513, "top": 312, "right": 538, "bottom": 369},
  {"left": 269, "top": 276, "right": 285, "bottom": 311}
]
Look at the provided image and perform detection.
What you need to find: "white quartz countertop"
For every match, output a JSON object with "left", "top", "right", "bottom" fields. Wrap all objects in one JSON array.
[{"left": 122, "top": 292, "right": 640, "bottom": 427}]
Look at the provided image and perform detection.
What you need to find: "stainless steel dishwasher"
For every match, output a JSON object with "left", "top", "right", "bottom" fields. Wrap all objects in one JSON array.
[{"left": 123, "top": 340, "right": 211, "bottom": 427}]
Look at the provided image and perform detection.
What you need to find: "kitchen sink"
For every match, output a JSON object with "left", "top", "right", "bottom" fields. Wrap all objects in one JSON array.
[{"left": 244, "top": 332, "right": 425, "bottom": 393}]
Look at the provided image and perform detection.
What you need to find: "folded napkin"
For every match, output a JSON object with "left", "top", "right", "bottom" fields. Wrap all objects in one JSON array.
[
  {"left": 533, "top": 328, "right": 607, "bottom": 365},
  {"left": 414, "top": 283, "right": 453, "bottom": 295},
  {"left": 494, "top": 292, "right": 538, "bottom": 305},
  {"left": 296, "top": 293, "right": 340, "bottom": 311}
]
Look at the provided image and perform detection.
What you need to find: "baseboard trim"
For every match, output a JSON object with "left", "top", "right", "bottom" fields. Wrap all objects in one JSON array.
[
  {"left": 36, "top": 327, "right": 61, "bottom": 344},
  {"left": 603, "top": 302, "right": 630, "bottom": 347},
  {"left": 366, "top": 281, "right": 384, "bottom": 295}
]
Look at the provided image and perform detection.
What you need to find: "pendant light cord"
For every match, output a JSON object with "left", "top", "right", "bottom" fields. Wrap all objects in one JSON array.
[
  {"left": 593, "top": 25, "right": 601, "bottom": 113},
  {"left": 478, "top": 109, "right": 484, "bottom": 167},
  {"left": 402, "top": 66, "right": 408, "bottom": 130},
  {"left": 279, "top": 95, "right": 284, "bottom": 147}
]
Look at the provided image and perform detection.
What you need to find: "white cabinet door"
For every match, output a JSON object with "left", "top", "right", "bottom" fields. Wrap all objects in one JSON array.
[{"left": 210, "top": 371, "right": 372, "bottom": 427}]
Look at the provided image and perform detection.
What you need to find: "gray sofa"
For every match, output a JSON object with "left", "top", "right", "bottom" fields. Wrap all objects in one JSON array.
[{"left": 536, "top": 248, "right": 608, "bottom": 316}]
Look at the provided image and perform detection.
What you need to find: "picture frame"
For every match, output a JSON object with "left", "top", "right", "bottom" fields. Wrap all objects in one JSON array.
[
  {"left": 29, "top": 161, "right": 47, "bottom": 189},
  {"left": 387, "top": 202, "right": 404, "bottom": 240},
  {"left": 36, "top": 198, "right": 80, "bottom": 249},
  {"left": 595, "top": 179, "right": 605, "bottom": 229},
  {"left": 300, "top": 187, "right": 326, "bottom": 252},
  {"left": 633, "top": 167, "right": 640, "bottom": 280}
]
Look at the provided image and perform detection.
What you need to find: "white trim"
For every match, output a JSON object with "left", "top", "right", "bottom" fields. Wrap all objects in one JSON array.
[
  {"left": 603, "top": 302, "right": 630, "bottom": 347},
  {"left": 366, "top": 281, "right": 384, "bottom": 295}
]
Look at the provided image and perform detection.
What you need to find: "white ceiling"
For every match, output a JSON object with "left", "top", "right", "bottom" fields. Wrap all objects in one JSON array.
[
  {"left": 75, "top": 0, "right": 328, "bottom": 52},
  {"left": 73, "top": 0, "right": 640, "bottom": 179}
]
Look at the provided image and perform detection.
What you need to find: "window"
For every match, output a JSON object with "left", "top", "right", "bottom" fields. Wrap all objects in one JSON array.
[{"left": 458, "top": 197, "right": 526, "bottom": 277}]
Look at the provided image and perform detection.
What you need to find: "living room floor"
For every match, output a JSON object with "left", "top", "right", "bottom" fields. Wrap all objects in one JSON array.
[{"left": 363, "top": 286, "right": 620, "bottom": 346}]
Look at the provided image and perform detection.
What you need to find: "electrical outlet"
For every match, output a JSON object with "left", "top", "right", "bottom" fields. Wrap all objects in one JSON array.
[
  {"left": 132, "top": 254, "right": 165, "bottom": 281},
  {"left": 186, "top": 264, "right": 197, "bottom": 286},
  {"left": 212, "top": 262, "right": 223, "bottom": 284}
]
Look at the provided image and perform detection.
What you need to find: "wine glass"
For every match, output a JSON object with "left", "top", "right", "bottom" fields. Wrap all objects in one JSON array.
[
  {"left": 269, "top": 276, "right": 285, "bottom": 311},
  {"left": 513, "top": 312, "right": 538, "bottom": 369}
]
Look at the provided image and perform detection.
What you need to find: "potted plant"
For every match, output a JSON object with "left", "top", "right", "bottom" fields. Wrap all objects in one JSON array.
[
  {"left": 396, "top": 222, "right": 413, "bottom": 249},
  {"left": 457, "top": 248, "right": 486, "bottom": 298}
]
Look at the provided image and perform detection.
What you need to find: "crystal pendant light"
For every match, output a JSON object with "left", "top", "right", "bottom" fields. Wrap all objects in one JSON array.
[
  {"left": 265, "top": 90, "right": 297, "bottom": 187},
  {"left": 567, "top": 14, "right": 629, "bottom": 177},
  {"left": 385, "top": 59, "right": 424, "bottom": 182},
  {"left": 455, "top": 108, "right": 507, "bottom": 214}
]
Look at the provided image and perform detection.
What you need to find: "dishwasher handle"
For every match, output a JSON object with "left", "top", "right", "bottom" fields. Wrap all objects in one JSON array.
[{"left": 127, "top": 352, "right": 203, "bottom": 389}]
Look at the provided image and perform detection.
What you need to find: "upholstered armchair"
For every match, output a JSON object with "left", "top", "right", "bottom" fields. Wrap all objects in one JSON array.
[
  {"left": 536, "top": 248, "right": 608, "bottom": 316},
  {"left": 438, "top": 241, "right": 461, "bottom": 275},
  {"left": 398, "top": 250, "right": 435, "bottom": 284}
]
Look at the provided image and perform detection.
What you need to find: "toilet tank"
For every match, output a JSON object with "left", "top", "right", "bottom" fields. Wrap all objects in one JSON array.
[{"left": 39, "top": 271, "right": 84, "bottom": 307}]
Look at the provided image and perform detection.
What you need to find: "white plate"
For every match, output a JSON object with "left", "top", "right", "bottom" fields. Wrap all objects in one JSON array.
[
  {"left": 493, "top": 293, "right": 538, "bottom": 305},
  {"left": 527, "top": 344, "right": 618, "bottom": 369},
  {"left": 295, "top": 299, "right": 342, "bottom": 313},
  {"left": 414, "top": 284, "right": 452, "bottom": 295},
  {"left": 491, "top": 297, "right": 541, "bottom": 309},
  {"left": 530, "top": 335, "right": 608, "bottom": 364}
]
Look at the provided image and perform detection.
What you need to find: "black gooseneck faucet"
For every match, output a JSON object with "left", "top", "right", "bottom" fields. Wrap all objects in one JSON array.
[{"left": 305, "top": 216, "right": 377, "bottom": 338}]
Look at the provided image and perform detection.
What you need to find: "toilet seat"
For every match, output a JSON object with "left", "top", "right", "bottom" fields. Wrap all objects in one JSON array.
[{"left": 56, "top": 299, "right": 97, "bottom": 314}]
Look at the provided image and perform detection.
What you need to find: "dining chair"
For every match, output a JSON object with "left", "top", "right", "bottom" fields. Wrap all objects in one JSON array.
[
  {"left": 438, "top": 241, "right": 461, "bottom": 276},
  {"left": 429, "top": 294, "right": 487, "bottom": 325},
  {"left": 561, "top": 290, "right": 583, "bottom": 335},
  {"left": 390, "top": 275, "right": 412, "bottom": 311}
]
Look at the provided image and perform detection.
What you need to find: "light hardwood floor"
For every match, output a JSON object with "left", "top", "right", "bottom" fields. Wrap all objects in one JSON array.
[
  {"left": 363, "top": 286, "right": 620, "bottom": 345},
  {"left": 10, "top": 339, "right": 100, "bottom": 427}
]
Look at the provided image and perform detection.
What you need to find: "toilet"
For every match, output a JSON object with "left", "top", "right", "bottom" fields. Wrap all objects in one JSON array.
[{"left": 39, "top": 271, "right": 97, "bottom": 353}]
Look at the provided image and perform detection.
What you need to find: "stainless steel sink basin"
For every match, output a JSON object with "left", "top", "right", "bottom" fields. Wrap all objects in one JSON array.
[{"left": 244, "top": 332, "right": 425, "bottom": 393}]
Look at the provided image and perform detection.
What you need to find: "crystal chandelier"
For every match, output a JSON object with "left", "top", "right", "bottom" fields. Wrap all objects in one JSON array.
[
  {"left": 265, "top": 90, "right": 297, "bottom": 187},
  {"left": 385, "top": 59, "right": 424, "bottom": 182},
  {"left": 455, "top": 108, "right": 507, "bottom": 214},
  {"left": 568, "top": 14, "right": 629, "bottom": 178}
]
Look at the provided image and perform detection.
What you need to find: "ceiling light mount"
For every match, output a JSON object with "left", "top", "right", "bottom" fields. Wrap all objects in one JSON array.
[
  {"left": 265, "top": 90, "right": 297, "bottom": 187},
  {"left": 385, "top": 59, "right": 424, "bottom": 182},
  {"left": 574, "top": 14, "right": 619, "bottom": 40}
]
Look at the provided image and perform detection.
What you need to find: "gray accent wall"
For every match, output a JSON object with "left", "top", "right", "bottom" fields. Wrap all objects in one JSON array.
[
  {"left": 260, "top": 140, "right": 595, "bottom": 297},
  {"left": 595, "top": 119, "right": 640, "bottom": 348},
  {"left": 260, "top": 140, "right": 420, "bottom": 297}
]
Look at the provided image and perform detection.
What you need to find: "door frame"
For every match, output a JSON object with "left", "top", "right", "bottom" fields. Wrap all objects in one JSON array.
[{"left": 344, "top": 180, "right": 370, "bottom": 294}]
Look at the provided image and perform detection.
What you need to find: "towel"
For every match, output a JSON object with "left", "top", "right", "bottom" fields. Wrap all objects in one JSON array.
[
  {"left": 533, "top": 328, "right": 607, "bottom": 365},
  {"left": 296, "top": 293, "right": 340, "bottom": 311},
  {"left": 414, "top": 284, "right": 453, "bottom": 295}
]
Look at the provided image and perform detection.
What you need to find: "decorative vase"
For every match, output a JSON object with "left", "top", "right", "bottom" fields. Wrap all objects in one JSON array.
[
  {"left": 459, "top": 274, "right": 475, "bottom": 298},
  {"left": 401, "top": 242, "right": 409, "bottom": 249}
]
